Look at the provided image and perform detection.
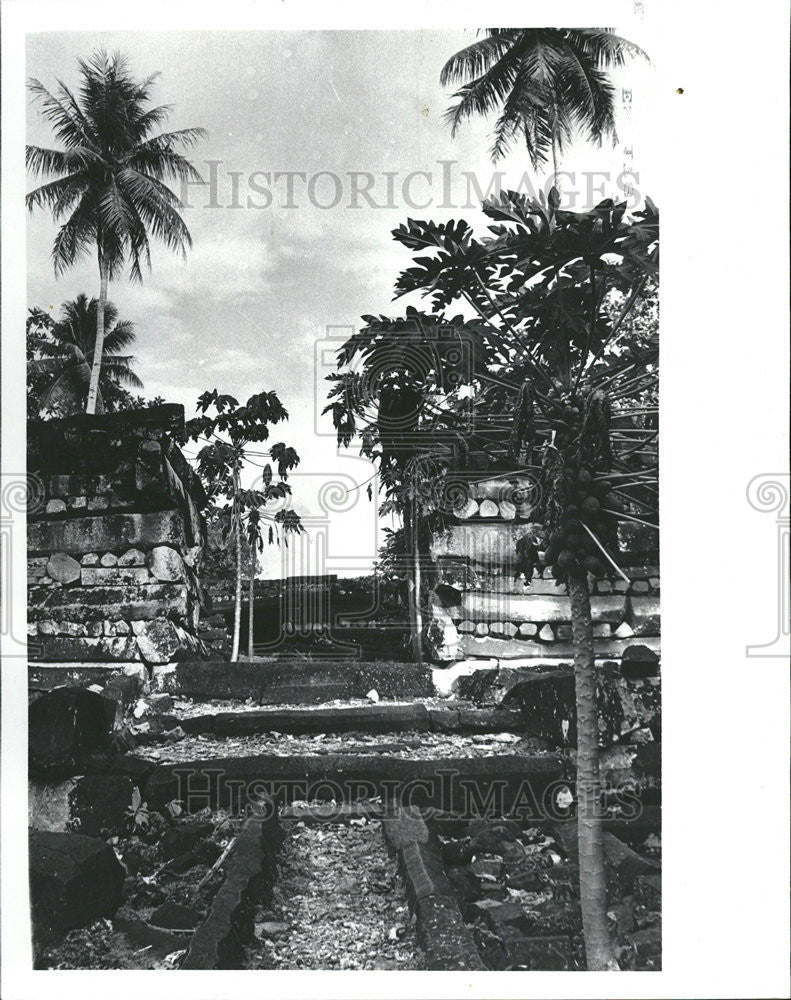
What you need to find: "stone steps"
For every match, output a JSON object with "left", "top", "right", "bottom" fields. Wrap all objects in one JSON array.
[
  {"left": 174, "top": 702, "right": 525, "bottom": 737},
  {"left": 142, "top": 751, "right": 567, "bottom": 815},
  {"left": 152, "top": 659, "right": 433, "bottom": 703}
]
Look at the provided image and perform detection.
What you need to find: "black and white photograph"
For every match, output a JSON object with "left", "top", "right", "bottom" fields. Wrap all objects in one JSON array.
[{"left": 1, "top": 1, "right": 789, "bottom": 997}]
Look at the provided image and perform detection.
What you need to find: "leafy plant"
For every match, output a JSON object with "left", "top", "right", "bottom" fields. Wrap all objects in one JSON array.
[
  {"left": 184, "top": 389, "right": 303, "bottom": 660},
  {"left": 328, "top": 188, "right": 658, "bottom": 970},
  {"left": 126, "top": 788, "right": 150, "bottom": 830}
]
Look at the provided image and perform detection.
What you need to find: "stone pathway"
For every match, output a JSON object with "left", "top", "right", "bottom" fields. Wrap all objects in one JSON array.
[
  {"left": 137, "top": 729, "right": 540, "bottom": 763},
  {"left": 248, "top": 818, "right": 425, "bottom": 970}
]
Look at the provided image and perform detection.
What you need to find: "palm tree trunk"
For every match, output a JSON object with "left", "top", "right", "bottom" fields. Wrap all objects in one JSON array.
[
  {"left": 230, "top": 465, "right": 242, "bottom": 662},
  {"left": 567, "top": 570, "right": 618, "bottom": 971},
  {"left": 551, "top": 135, "right": 560, "bottom": 193},
  {"left": 403, "top": 504, "right": 423, "bottom": 664},
  {"left": 86, "top": 257, "right": 107, "bottom": 414},
  {"left": 247, "top": 545, "right": 256, "bottom": 659}
]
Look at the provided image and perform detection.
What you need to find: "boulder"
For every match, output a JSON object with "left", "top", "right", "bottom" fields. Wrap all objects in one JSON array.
[
  {"left": 29, "top": 830, "right": 125, "bottom": 943},
  {"left": 29, "top": 687, "right": 116, "bottom": 776},
  {"left": 117, "top": 548, "right": 145, "bottom": 567},
  {"left": 46, "top": 553, "right": 81, "bottom": 585},
  {"left": 135, "top": 617, "right": 181, "bottom": 665},
  {"left": 621, "top": 644, "right": 660, "bottom": 679},
  {"left": 146, "top": 545, "right": 186, "bottom": 583}
]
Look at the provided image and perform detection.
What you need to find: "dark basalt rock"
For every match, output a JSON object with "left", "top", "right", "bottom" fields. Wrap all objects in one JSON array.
[
  {"left": 29, "top": 830, "right": 125, "bottom": 945},
  {"left": 29, "top": 687, "right": 116, "bottom": 777}
]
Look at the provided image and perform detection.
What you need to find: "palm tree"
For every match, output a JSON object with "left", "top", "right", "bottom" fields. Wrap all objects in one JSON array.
[
  {"left": 441, "top": 29, "right": 645, "bottom": 180},
  {"left": 29, "top": 294, "right": 143, "bottom": 415},
  {"left": 26, "top": 50, "right": 205, "bottom": 414}
]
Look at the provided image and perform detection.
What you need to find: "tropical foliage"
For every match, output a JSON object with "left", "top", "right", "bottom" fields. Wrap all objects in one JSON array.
[
  {"left": 27, "top": 295, "right": 143, "bottom": 416},
  {"left": 26, "top": 50, "right": 204, "bottom": 413},
  {"left": 327, "top": 188, "right": 659, "bottom": 969},
  {"left": 183, "top": 389, "right": 303, "bottom": 660},
  {"left": 441, "top": 28, "right": 645, "bottom": 175}
]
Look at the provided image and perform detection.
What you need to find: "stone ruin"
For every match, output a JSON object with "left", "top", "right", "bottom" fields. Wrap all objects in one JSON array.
[
  {"left": 27, "top": 405, "right": 211, "bottom": 693},
  {"left": 426, "top": 474, "right": 660, "bottom": 669}
]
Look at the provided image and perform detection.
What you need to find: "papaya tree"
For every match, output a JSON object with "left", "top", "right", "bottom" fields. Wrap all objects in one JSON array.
[
  {"left": 335, "top": 190, "right": 658, "bottom": 969},
  {"left": 183, "top": 390, "right": 302, "bottom": 661},
  {"left": 324, "top": 312, "right": 493, "bottom": 661}
]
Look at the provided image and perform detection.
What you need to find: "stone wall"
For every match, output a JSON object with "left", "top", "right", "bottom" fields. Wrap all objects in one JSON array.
[
  {"left": 28, "top": 406, "right": 211, "bottom": 669},
  {"left": 427, "top": 476, "right": 660, "bottom": 666}
]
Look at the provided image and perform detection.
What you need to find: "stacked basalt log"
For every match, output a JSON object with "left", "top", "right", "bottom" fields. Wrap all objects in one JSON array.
[
  {"left": 427, "top": 475, "right": 660, "bottom": 666},
  {"left": 27, "top": 405, "right": 211, "bottom": 669}
]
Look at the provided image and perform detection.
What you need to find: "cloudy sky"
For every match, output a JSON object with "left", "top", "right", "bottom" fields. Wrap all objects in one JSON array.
[{"left": 26, "top": 27, "right": 655, "bottom": 577}]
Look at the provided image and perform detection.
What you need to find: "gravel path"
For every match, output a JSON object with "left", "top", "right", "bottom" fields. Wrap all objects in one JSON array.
[
  {"left": 248, "top": 819, "right": 425, "bottom": 970},
  {"left": 137, "top": 730, "right": 551, "bottom": 764}
]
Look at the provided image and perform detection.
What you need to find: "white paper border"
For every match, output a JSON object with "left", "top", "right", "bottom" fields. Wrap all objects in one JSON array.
[{"left": 3, "top": 1, "right": 789, "bottom": 997}]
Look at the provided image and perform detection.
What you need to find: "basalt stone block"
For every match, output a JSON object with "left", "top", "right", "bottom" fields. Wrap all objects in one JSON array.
[
  {"left": 459, "top": 634, "right": 660, "bottom": 661},
  {"left": 29, "top": 582, "right": 189, "bottom": 622},
  {"left": 29, "top": 830, "right": 125, "bottom": 944},
  {"left": 28, "top": 510, "right": 187, "bottom": 557},
  {"left": 502, "top": 932, "right": 573, "bottom": 971},
  {"left": 181, "top": 811, "right": 281, "bottom": 969},
  {"left": 628, "top": 597, "right": 661, "bottom": 637},
  {"left": 29, "top": 686, "right": 117, "bottom": 776},
  {"left": 29, "top": 774, "right": 135, "bottom": 837},
  {"left": 31, "top": 635, "right": 139, "bottom": 663},
  {"left": 28, "top": 663, "right": 146, "bottom": 696},
  {"left": 460, "top": 592, "right": 626, "bottom": 625},
  {"left": 135, "top": 439, "right": 165, "bottom": 495},
  {"left": 505, "top": 667, "right": 649, "bottom": 747},
  {"left": 415, "top": 894, "right": 486, "bottom": 970},
  {"left": 152, "top": 659, "right": 433, "bottom": 704},
  {"left": 382, "top": 805, "right": 431, "bottom": 852},
  {"left": 81, "top": 566, "right": 150, "bottom": 586},
  {"left": 430, "top": 523, "right": 539, "bottom": 568},
  {"left": 143, "top": 752, "right": 564, "bottom": 815}
]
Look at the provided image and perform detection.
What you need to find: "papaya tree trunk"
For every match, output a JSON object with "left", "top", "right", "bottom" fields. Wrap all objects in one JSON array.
[
  {"left": 230, "top": 465, "right": 242, "bottom": 662},
  {"left": 247, "top": 545, "right": 256, "bottom": 659},
  {"left": 403, "top": 503, "right": 423, "bottom": 664},
  {"left": 567, "top": 570, "right": 618, "bottom": 971},
  {"left": 86, "top": 256, "right": 108, "bottom": 415}
]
